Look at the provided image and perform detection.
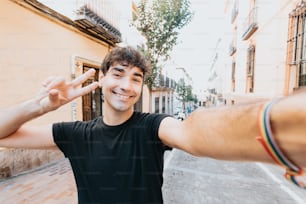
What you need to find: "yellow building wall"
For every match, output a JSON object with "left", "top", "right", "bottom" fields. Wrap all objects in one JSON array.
[
  {"left": 0, "top": 0, "right": 112, "bottom": 178},
  {"left": 0, "top": 0, "right": 110, "bottom": 124}
]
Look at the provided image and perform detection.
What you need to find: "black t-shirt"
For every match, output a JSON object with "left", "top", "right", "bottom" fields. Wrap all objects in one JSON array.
[{"left": 53, "top": 112, "right": 170, "bottom": 204}]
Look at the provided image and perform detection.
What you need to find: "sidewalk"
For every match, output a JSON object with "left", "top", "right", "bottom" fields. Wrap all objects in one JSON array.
[{"left": 0, "top": 159, "right": 77, "bottom": 204}]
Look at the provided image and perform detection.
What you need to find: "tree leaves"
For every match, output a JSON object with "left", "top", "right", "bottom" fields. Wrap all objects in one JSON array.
[{"left": 132, "top": 0, "right": 193, "bottom": 89}]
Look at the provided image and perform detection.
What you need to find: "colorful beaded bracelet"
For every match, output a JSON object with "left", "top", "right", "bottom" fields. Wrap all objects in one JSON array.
[{"left": 256, "top": 100, "right": 305, "bottom": 188}]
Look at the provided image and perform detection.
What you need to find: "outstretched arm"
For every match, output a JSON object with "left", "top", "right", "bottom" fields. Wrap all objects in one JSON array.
[
  {"left": 0, "top": 69, "right": 99, "bottom": 148},
  {"left": 159, "top": 90, "right": 306, "bottom": 167}
]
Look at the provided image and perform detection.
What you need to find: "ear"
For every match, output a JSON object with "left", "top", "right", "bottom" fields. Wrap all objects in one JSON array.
[{"left": 98, "top": 70, "right": 104, "bottom": 88}]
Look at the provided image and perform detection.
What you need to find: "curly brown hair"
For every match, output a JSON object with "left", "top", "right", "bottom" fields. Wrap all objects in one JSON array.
[{"left": 101, "top": 46, "right": 148, "bottom": 76}]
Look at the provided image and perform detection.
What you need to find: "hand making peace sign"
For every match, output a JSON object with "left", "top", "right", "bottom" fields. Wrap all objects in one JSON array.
[{"left": 36, "top": 69, "right": 99, "bottom": 113}]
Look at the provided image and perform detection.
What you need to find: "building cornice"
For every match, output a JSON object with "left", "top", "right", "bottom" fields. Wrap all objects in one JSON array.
[{"left": 11, "top": 0, "right": 121, "bottom": 46}]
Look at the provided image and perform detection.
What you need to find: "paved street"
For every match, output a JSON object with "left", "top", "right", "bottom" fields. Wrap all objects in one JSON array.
[
  {"left": 163, "top": 149, "right": 306, "bottom": 204},
  {"left": 0, "top": 149, "right": 305, "bottom": 204}
]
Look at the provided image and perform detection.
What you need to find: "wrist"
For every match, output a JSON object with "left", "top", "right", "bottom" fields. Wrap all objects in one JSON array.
[
  {"left": 270, "top": 97, "right": 306, "bottom": 152},
  {"left": 22, "top": 98, "right": 46, "bottom": 119},
  {"left": 257, "top": 99, "right": 305, "bottom": 188},
  {"left": 0, "top": 99, "right": 45, "bottom": 139}
]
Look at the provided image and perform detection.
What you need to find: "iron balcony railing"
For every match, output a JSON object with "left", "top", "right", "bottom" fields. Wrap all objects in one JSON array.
[
  {"left": 229, "top": 40, "right": 237, "bottom": 56},
  {"left": 242, "top": 7, "right": 258, "bottom": 40},
  {"left": 231, "top": 0, "right": 239, "bottom": 24},
  {"left": 154, "top": 75, "right": 177, "bottom": 90},
  {"left": 75, "top": 0, "right": 122, "bottom": 44}
]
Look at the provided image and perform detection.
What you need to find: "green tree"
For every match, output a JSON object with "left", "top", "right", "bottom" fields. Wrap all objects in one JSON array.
[
  {"left": 132, "top": 0, "right": 193, "bottom": 89},
  {"left": 176, "top": 78, "right": 197, "bottom": 111}
]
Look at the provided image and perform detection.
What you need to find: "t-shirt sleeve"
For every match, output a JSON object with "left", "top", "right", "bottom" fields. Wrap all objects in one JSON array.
[
  {"left": 148, "top": 113, "right": 173, "bottom": 151},
  {"left": 150, "top": 114, "right": 171, "bottom": 138},
  {"left": 52, "top": 121, "right": 79, "bottom": 157}
]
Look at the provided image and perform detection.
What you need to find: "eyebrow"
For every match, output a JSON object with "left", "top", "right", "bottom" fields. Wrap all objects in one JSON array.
[
  {"left": 111, "top": 66, "right": 125, "bottom": 73},
  {"left": 111, "top": 66, "right": 144, "bottom": 78}
]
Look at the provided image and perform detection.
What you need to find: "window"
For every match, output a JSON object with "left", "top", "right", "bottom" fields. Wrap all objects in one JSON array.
[
  {"left": 246, "top": 45, "right": 255, "bottom": 93},
  {"left": 133, "top": 93, "right": 142, "bottom": 112},
  {"left": 299, "top": 61, "right": 306, "bottom": 86},
  {"left": 82, "top": 66, "right": 103, "bottom": 121},
  {"left": 300, "top": 16, "right": 306, "bottom": 86},
  {"left": 288, "top": 15, "right": 298, "bottom": 64},
  {"left": 167, "top": 96, "right": 171, "bottom": 114},
  {"left": 162, "top": 96, "right": 166, "bottom": 113},
  {"left": 154, "top": 97, "right": 159, "bottom": 113},
  {"left": 288, "top": 9, "right": 306, "bottom": 87},
  {"left": 231, "top": 60, "right": 236, "bottom": 92}
]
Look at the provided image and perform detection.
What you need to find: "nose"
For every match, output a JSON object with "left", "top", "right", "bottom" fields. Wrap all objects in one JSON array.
[{"left": 119, "top": 77, "right": 133, "bottom": 91}]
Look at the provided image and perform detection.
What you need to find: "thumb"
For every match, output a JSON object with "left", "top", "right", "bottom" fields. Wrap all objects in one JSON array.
[{"left": 49, "top": 89, "right": 59, "bottom": 103}]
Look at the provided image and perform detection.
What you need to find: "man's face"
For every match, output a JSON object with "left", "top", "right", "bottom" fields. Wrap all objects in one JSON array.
[{"left": 99, "top": 63, "right": 144, "bottom": 113}]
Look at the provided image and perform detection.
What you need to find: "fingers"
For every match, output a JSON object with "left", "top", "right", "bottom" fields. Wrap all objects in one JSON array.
[
  {"left": 42, "top": 69, "right": 97, "bottom": 91},
  {"left": 37, "top": 76, "right": 57, "bottom": 101},
  {"left": 71, "top": 69, "right": 96, "bottom": 87},
  {"left": 73, "top": 81, "right": 99, "bottom": 98},
  {"left": 41, "top": 76, "right": 56, "bottom": 87},
  {"left": 39, "top": 70, "right": 98, "bottom": 103},
  {"left": 44, "top": 76, "right": 66, "bottom": 90}
]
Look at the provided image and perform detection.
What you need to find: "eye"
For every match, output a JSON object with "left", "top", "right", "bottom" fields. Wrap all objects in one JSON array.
[
  {"left": 132, "top": 78, "right": 142, "bottom": 83},
  {"left": 113, "top": 73, "right": 122, "bottom": 78}
]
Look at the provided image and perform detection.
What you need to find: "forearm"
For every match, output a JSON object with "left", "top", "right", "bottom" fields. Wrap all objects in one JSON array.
[
  {"left": 184, "top": 94, "right": 306, "bottom": 167},
  {"left": 0, "top": 99, "right": 43, "bottom": 139},
  {"left": 184, "top": 101, "right": 269, "bottom": 161}
]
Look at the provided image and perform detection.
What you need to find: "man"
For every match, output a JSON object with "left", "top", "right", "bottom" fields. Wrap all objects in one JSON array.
[{"left": 0, "top": 46, "right": 305, "bottom": 203}]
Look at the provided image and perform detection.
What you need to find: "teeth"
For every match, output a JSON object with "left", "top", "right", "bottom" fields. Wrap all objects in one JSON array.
[{"left": 116, "top": 93, "right": 129, "bottom": 100}]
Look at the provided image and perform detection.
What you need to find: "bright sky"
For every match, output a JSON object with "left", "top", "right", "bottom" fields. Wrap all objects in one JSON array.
[
  {"left": 169, "top": 0, "right": 227, "bottom": 91},
  {"left": 38, "top": 0, "right": 227, "bottom": 91}
]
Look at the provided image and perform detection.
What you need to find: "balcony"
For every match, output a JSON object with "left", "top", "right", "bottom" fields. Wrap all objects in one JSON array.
[
  {"left": 229, "top": 40, "right": 237, "bottom": 56},
  {"left": 74, "top": 0, "right": 121, "bottom": 44},
  {"left": 231, "top": 0, "right": 239, "bottom": 24},
  {"left": 152, "top": 75, "right": 177, "bottom": 91},
  {"left": 242, "top": 7, "right": 258, "bottom": 40}
]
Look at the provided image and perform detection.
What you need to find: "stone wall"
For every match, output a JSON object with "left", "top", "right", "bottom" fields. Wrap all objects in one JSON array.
[{"left": 0, "top": 148, "right": 63, "bottom": 180}]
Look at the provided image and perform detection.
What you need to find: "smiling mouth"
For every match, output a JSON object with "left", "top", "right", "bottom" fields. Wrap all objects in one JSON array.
[{"left": 113, "top": 92, "right": 133, "bottom": 100}]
